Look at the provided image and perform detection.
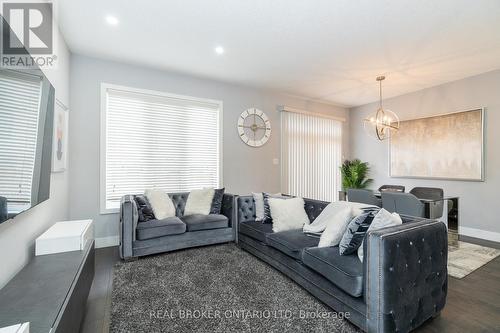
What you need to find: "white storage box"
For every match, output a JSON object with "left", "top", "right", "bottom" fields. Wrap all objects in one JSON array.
[{"left": 35, "top": 220, "right": 94, "bottom": 256}]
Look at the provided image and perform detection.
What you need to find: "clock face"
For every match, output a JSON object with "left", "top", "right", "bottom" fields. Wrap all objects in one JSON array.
[{"left": 237, "top": 108, "right": 271, "bottom": 147}]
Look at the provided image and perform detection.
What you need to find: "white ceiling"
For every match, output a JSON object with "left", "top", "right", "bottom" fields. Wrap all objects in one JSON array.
[{"left": 58, "top": 0, "right": 500, "bottom": 107}]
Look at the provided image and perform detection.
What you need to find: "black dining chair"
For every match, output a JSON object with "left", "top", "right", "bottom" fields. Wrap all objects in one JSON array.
[
  {"left": 410, "top": 187, "right": 444, "bottom": 219},
  {"left": 378, "top": 185, "right": 405, "bottom": 193},
  {"left": 347, "top": 189, "right": 382, "bottom": 207},
  {"left": 381, "top": 192, "right": 426, "bottom": 218}
]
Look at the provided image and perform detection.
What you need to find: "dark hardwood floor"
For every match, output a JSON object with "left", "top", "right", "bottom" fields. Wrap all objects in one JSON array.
[
  {"left": 416, "top": 255, "right": 500, "bottom": 333},
  {"left": 80, "top": 245, "right": 500, "bottom": 333},
  {"left": 80, "top": 246, "right": 119, "bottom": 333}
]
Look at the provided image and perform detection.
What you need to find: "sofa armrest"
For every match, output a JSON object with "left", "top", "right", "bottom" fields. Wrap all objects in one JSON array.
[
  {"left": 365, "top": 220, "right": 448, "bottom": 333},
  {"left": 119, "top": 195, "right": 139, "bottom": 260},
  {"left": 221, "top": 193, "right": 236, "bottom": 228}
]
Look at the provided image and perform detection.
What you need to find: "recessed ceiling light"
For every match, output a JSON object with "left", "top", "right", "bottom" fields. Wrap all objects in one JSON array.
[
  {"left": 105, "top": 15, "right": 119, "bottom": 26},
  {"left": 214, "top": 46, "right": 224, "bottom": 55}
]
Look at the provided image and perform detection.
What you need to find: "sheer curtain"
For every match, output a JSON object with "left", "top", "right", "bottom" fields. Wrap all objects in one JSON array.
[{"left": 281, "top": 109, "right": 342, "bottom": 202}]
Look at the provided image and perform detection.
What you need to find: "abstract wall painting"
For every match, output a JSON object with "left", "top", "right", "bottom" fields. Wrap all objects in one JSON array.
[{"left": 389, "top": 108, "right": 484, "bottom": 181}]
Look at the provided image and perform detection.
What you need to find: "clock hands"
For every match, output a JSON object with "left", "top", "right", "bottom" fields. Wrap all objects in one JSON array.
[
  {"left": 237, "top": 125, "right": 268, "bottom": 131},
  {"left": 238, "top": 108, "right": 271, "bottom": 147}
]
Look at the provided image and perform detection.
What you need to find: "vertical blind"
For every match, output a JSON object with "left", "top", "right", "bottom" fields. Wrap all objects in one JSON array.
[
  {"left": 281, "top": 110, "right": 342, "bottom": 202},
  {"left": 0, "top": 71, "right": 42, "bottom": 213},
  {"left": 103, "top": 87, "right": 221, "bottom": 210}
]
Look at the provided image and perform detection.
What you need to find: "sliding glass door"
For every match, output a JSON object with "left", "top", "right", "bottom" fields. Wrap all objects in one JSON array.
[{"left": 281, "top": 110, "right": 342, "bottom": 202}]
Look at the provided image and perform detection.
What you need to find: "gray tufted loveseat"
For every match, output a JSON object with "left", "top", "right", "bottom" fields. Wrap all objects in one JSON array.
[
  {"left": 120, "top": 192, "right": 236, "bottom": 260},
  {"left": 236, "top": 195, "right": 448, "bottom": 333}
]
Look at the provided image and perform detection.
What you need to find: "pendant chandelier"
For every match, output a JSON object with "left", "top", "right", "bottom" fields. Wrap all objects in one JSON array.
[{"left": 363, "top": 76, "right": 399, "bottom": 141}]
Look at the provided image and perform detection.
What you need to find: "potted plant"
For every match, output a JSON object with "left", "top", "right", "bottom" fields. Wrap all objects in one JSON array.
[{"left": 340, "top": 159, "right": 373, "bottom": 193}]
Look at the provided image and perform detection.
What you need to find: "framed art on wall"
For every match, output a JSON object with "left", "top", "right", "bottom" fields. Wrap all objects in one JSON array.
[
  {"left": 389, "top": 108, "right": 484, "bottom": 181},
  {"left": 52, "top": 100, "right": 69, "bottom": 172}
]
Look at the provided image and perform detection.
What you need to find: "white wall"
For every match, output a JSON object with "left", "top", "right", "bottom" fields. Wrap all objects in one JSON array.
[
  {"left": 349, "top": 69, "right": 500, "bottom": 241},
  {"left": 68, "top": 55, "right": 349, "bottom": 244},
  {"left": 0, "top": 29, "right": 71, "bottom": 288}
]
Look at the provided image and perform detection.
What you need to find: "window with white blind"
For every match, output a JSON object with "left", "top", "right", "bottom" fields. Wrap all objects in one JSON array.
[
  {"left": 281, "top": 109, "right": 343, "bottom": 202},
  {"left": 101, "top": 84, "right": 222, "bottom": 213},
  {"left": 0, "top": 70, "right": 42, "bottom": 213}
]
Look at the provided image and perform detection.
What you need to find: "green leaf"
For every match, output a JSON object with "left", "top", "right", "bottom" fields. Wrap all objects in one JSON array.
[{"left": 339, "top": 159, "right": 373, "bottom": 190}]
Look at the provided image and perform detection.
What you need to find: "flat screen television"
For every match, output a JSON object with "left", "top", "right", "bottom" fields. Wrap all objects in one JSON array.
[{"left": 0, "top": 18, "right": 55, "bottom": 223}]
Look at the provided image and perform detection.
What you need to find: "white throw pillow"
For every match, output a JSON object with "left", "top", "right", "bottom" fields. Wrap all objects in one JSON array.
[
  {"left": 303, "top": 201, "right": 374, "bottom": 234},
  {"left": 268, "top": 197, "right": 309, "bottom": 232},
  {"left": 252, "top": 192, "right": 265, "bottom": 221},
  {"left": 358, "top": 208, "right": 402, "bottom": 262},
  {"left": 184, "top": 188, "right": 215, "bottom": 215},
  {"left": 318, "top": 207, "right": 359, "bottom": 248},
  {"left": 145, "top": 189, "right": 176, "bottom": 219}
]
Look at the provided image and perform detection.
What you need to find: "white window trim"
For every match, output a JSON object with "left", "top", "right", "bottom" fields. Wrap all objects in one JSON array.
[{"left": 99, "top": 83, "right": 223, "bottom": 214}]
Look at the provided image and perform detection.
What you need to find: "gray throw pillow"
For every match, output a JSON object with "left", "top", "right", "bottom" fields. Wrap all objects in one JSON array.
[
  {"left": 339, "top": 211, "right": 376, "bottom": 255},
  {"left": 210, "top": 188, "right": 225, "bottom": 214},
  {"left": 134, "top": 195, "right": 155, "bottom": 223}
]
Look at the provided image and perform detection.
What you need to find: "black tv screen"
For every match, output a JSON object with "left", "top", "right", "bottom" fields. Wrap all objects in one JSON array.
[{"left": 0, "top": 19, "right": 55, "bottom": 223}]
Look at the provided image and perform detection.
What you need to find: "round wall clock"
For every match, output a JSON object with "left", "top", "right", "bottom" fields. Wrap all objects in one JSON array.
[{"left": 237, "top": 108, "right": 271, "bottom": 147}]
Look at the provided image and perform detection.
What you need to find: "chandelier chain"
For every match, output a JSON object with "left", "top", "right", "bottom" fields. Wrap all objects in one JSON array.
[{"left": 379, "top": 79, "right": 383, "bottom": 108}]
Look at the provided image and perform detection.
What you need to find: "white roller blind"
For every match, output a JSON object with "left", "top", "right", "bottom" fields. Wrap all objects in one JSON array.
[
  {"left": 103, "top": 86, "right": 221, "bottom": 211},
  {"left": 281, "top": 110, "right": 342, "bottom": 202},
  {"left": 0, "top": 71, "right": 42, "bottom": 213}
]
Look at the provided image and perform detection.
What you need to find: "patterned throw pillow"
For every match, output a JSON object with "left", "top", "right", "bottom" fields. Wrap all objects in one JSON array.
[
  {"left": 339, "top": 211, "right": 377, "bottom": 255},
  {"left": 134, "top": 195, "right": 155, "bottom": 223},
  {"left": 210, "top": 188, "right": 225, "bottom": 214}
]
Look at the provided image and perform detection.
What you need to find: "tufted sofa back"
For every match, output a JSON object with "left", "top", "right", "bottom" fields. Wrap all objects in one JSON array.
[
  {"left": 303, "top": 198, "right": 329, "bottom": 223},
  {"left": 237, "top": 195, "right": 329, "bottom": 224},
  {"left": 168, "top": 192, "right": 190, "bottom": 217},
  {"left": 128, "top": 192, "right": 234, "bottom": 226},
  {"left": 130, "top": 192, "right": 190, "bottom": 217},
  {"left": 237, "top": 196, "right": 256, "bottom": 223}
]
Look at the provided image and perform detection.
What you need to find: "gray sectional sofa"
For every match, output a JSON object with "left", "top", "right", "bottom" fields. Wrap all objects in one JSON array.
[
  {"left": 236, "top": 195, "right": 448, "bottom": 333},
  {"left": 120, "top": 192, "right": 236, "bottom": 260}
]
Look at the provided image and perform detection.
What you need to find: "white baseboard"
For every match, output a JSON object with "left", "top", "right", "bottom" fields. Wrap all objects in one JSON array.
[
  {"left": 459, "top": 227, "right": 500, "bottom": 243},
  {"left": 95, "top": 236, "right": 119, "bottom": 248}
]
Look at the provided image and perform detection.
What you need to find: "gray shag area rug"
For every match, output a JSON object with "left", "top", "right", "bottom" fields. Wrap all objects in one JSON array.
[{"left": 110, "top": 244, "right": 361, "bottom": 333}]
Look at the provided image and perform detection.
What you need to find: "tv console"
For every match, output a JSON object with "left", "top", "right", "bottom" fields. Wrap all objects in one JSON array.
[{"left": 0, "top": 241, "right": 94, "bottom": 333}]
